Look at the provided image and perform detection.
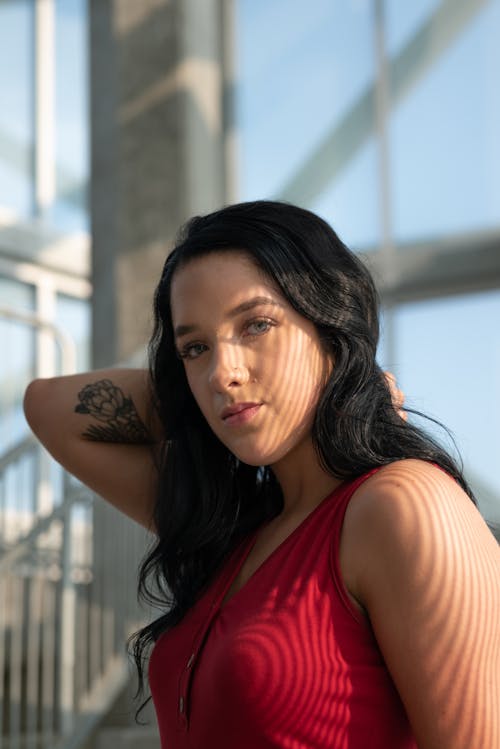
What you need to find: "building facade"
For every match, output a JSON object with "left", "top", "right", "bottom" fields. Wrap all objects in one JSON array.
[{"left": 0, "top": 1, "right": 499, "bottom": 747}]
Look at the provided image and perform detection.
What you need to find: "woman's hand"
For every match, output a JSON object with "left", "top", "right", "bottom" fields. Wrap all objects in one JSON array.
[{"left": 384, "top": 371, "right": 407, "bottom": 420}]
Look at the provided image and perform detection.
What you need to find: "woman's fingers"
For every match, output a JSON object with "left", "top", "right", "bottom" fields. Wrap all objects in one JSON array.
[{"left": 384, "top": 371, "right": 407, "bottom": 421}]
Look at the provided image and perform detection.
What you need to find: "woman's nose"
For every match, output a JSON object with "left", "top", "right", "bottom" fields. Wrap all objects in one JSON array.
[{"left": 208, "top": 345, "right": 250, "bottom": 391}]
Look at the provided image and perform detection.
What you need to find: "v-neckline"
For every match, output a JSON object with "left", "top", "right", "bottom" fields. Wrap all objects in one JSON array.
[{"left": 218, "top": 478, "right": 347, "bottom": 612}]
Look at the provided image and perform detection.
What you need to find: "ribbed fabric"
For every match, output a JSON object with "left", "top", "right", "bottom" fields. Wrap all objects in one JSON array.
[{"left": 149, "top": 470, "right": 417, "bottom": 748}]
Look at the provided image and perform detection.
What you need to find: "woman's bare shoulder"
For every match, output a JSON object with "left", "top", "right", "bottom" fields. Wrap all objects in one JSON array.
[
  {"left": 340, "top": 457, "right": 498, "bottom": 628},
  {"left": 343, "top": 458, "right": 498, "bottom": 567},
  {"left": 350, "top": 458, "right": 479, "bottom": 530},
  {"left": 342, "top": 459, "right": 500, "bottom": 749}
]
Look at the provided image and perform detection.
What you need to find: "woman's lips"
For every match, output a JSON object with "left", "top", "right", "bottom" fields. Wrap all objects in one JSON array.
[{"left": 222, "top": 404, "right": 262, "bottom": 426}]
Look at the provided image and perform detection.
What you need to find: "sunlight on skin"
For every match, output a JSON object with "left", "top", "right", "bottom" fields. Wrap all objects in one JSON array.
[
  {"left": 170, "top": 250, "right": 340, "bottom": 516},
  {"left": 345, "top": 460, "right": 500, "bottom": 749},
  {"left": 170, "top": 250, "right": 500, "bottom": 748}
]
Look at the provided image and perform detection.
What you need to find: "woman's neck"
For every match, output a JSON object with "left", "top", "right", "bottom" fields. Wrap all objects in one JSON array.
[{"left": 270, "top": 435, "right": 342, "bottom": 519}]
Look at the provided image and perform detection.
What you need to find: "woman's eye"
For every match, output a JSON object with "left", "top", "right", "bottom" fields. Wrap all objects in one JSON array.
[
  {"left": 178, "top": 343, "right": 207, "bottom": 360},
  {"left": 177, "top": 319, "right": 274, "bottom": 359},
  {"left": 246, "top": 319, "right": 274, "bottom": 336}
]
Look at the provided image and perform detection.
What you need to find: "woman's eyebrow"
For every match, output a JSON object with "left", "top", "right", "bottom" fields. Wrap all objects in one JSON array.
[{"left": 174, "top": 296, "right": 284, "bottom": 339}]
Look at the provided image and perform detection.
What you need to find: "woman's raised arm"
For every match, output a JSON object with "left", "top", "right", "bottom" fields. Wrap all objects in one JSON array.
[{"left": 24, "top": 369, "right": 162, "bottom": 531}]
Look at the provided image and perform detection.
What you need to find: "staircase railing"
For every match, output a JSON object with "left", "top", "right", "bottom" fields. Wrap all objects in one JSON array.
[{"left": 0, "top": 308, "right": 155, "bottom": 749}]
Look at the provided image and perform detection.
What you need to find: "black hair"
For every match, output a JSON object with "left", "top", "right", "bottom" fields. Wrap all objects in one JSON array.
[{"left": 129, "top": 200, "right": 475, "bottom": 713}]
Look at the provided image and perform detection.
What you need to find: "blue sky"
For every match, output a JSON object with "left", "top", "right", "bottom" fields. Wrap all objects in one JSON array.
[
  {"left": 235, "top": 0, "right": 500, "bottom": 245},
  {"left": 234, "top": 0, "right": 500, "bottom": 519}
]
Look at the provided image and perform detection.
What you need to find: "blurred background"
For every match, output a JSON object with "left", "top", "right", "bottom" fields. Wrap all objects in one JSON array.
[{"left": 0, "top": 1, "right": 499, "bottom": 747}]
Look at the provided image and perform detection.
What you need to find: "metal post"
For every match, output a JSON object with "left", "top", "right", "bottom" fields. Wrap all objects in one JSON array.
[
  {"left": 221, "top": 0, "right": 238, "bottom": 203},
  {"left": 34, "top": 0, "right": 56, "bottom": 219},
  {"left": 59, "top": 490, "right": 76, "bottom": 736},
  {"left": 373, "top": 0, "right": 396, "bottom": 285}
]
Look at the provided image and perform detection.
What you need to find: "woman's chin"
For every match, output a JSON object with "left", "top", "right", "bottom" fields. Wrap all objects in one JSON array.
[
  {"left": 229, "top": 449, "right": 271, "bottom": 467},
  {"left": 225, "top": 441, "right": 288, "bottom": 468},
  {"left": 220, "top": 438, "right": 275, "bottom": 467}
]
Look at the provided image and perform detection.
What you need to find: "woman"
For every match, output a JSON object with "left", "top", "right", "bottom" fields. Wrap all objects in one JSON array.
[{"left": 24, "top": 201, "right": 499, "bottom": 749}]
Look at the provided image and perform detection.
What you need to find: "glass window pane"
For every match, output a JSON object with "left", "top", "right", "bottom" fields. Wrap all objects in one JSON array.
[
  {"left": 53, "top": 0, "right": 89, "bottom": 231},
  {"left": 0, "top": 277, "right": 35, "bottom": 452},
  {"left": 384, "top": 0, "right": 441, "bottom": 57},
  {"left": 55, "top": 293, "right": 90, "bottom": 373},
  {"left": 389, "top": 0, "right": 500, "bottom": 241},
  {"left": 391, "top": 291, "right": 500, "bottom": 529},
  {"left": 234, "top": 0, "right": 379, "bottom": 247},
  {"left": 312, "top": 135, "right": 380, "bottom": 250},
  {"left": 0, "top": 0, "right": 34, "bottom": 218}
]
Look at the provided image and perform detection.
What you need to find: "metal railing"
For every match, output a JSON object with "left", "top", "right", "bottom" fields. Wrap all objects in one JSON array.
[
  {"left": 0, "top": 308, "right": 155, "bottom": 749},
  {"left": 0, "top": 460, "right": 153, "bottom": 749}
]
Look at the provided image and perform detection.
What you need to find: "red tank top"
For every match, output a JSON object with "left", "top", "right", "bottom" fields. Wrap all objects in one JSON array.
[{"left": 149, "top": 470, "right": 417, "bottom": 748}]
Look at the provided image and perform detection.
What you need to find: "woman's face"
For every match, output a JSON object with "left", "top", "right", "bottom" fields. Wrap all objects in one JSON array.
[{"left": 170, "top": 251, "right": 332, "bottom": 467}]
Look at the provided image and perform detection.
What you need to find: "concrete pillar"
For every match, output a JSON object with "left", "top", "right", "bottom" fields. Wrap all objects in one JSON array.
[{"left": 90, "top": 0, "right": 228, "bottom": 367}]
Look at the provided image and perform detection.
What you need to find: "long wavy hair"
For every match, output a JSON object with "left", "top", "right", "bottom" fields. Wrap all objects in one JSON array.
[{"left": 130, "top": 200, "right": 475, "bottom": 710}]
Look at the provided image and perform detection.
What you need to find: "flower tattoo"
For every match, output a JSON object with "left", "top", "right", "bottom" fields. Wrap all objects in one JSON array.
[{"left": 75, "top": 379, "right": 152, "bottom": 443}]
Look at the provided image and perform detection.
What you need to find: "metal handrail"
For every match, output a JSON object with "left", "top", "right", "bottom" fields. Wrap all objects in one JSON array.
[
  {"left": 0, "top": 310, "right": 155, "bottom": 749},
  {"left": 0, "top": 437, "right": 153, "bottom": 749},
  {"left": 0, "top": 482, "right": 91, "bottom": 572},
  {"left": 0, "top": 306, "right": 77, "bottom": 375},
  {"left": 0, "top": 434, "right": 37, "bottom": 474}
]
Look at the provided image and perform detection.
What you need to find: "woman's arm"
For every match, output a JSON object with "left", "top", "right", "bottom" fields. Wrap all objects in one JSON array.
[
  {"left": 342, "top": 459, "right": 500, "bottom": 749},
  {"left": 24, "top": 369, "right": 162, "bottom": 531}
]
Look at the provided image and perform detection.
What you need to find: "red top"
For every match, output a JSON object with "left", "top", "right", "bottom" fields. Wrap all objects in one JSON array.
[{"left": 149, "top": 470, "right": 417, "bottom": 748}]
